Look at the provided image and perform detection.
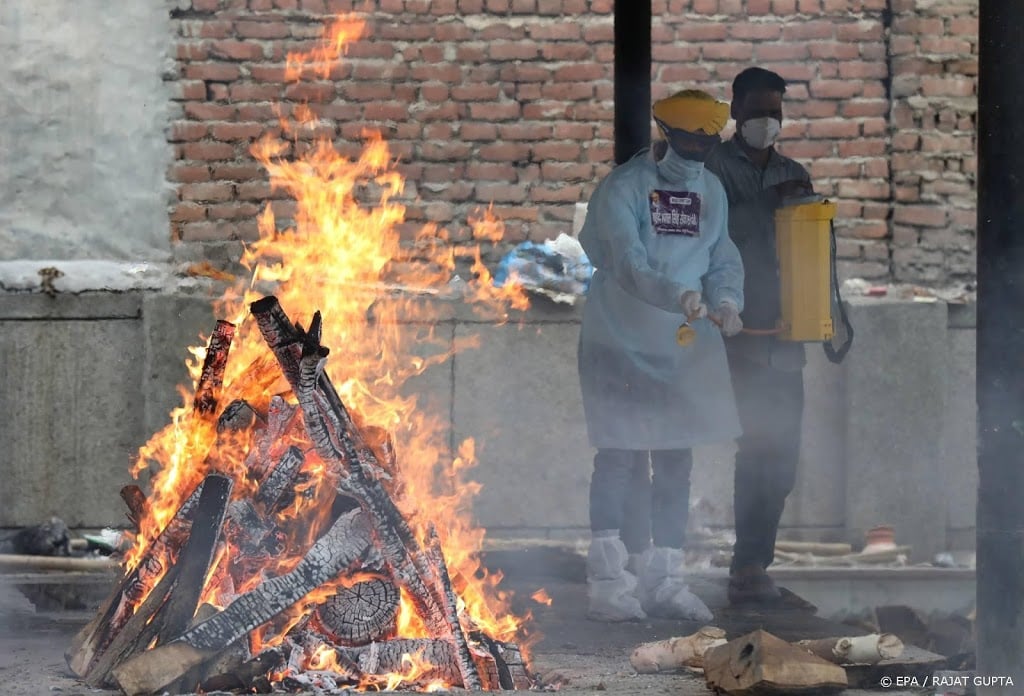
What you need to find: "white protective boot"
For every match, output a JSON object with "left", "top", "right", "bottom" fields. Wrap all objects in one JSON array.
[
  {"left": 635, "top": 547, "right": 714, "bottom": 622},
  {"left": 586, "top": 531, "right": 647, "bottom": 622}
]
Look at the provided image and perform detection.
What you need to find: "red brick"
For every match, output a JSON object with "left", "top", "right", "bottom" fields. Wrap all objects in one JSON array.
[
  {"left": 729, "top": 23, "right": 782, "bottom": 41},
  {"left": 168, "top": 163, "right": 212, "bottom": 183},
  {"left": 841, "top": 99, "right": 889, "bottom": 118},
  {"left": 894, "top": 205, "right": 948, "bottom": 227},
  {"left": 541, "top": 82, "right": 594, "bottom": 99},
  {"left": 248, "top": 64, "right": 287, "bottom": 82},
  {"left": 209, "top": 40, "right": 266, "bottom": 61},
  {"left": 528, "top": 22, "right": 582, "bottom": 40},
  {"left": 746, "top": 0, "right": 772, "bottom": 13},
  {"left": 756, "top": 43, "right": 809, "bottom": 61},
  {"left": 530, "top": 185, "right": 585, "bottom": 202},
  {"left": 452, "top": 84, "right": 502, "bottom": 101},
  {"left": 180, "top": 220, "right": 260, "bottom": 242},
  {"left": 949, "top": 16, "right": 978, "bottom": 38},
  {"left": 810, "top": 159, "right": 860, "bottom": 178},
  {"left": 181, "top": 141, "right": 237, "bottom": 161},
  {"left": 170, "top": 121, "right": 208, "bottom": 142},
  {"left": 541, "top": 162, "right": 594, "bottom": 181},
  {"left": 703, "top": 43, "right": 754, "bottom": 61},
  {"left": 862, "top": 117, "right": 887, "bottom": 136},
  {"left": 479, "top": 143, "right": 532, "bottom": 162},
  {"left": 283, "top": 82, "right": 337, "bottom": 102},
  {"left": 523, "top": 101, "right": 570, "bottom": 119},
  {"left": 211, "top": 163, "right": 264, "bottom": 180},
  {"left": 838, "top": 61, "right": 888, "bottom": 80},
  {"left": 782, "top": 20, "right": 835, "bottom": 40},
  {"left": 229, "top": 83, "right": 281, "bottom": 101},
  {"left": 659, "top": 64, "right": 713, "bottom": 82},
  {"left": 207, "top": 202, "right": 262, "bottom": 219},
  {"left": 176, "top": 41, "right": 209, "bottom": 61},
  {"left": 836, "top": 20, "right": 883, "bottom": 42},
  {"left": 797, "top": 0, "right": 821, "bottom": 11},
  {"left": 674, "top": 23, "right": 729, "bottom": 41},
  {"left": 489, "top": 41, "right": 541, "bottom": 60},
  {"left": 497, "top": 123, "right": 553, "bottom": 141},
  {"left": 778, "top": 141, "right": 833, "bottom": 159},
  {"left": 839, "top": 139, "right": 886, "bottom": 157},
  {"left": 181, "top": 182, "right": 235, "bottom": 202},
  {"left": 921, "top": 76, "right": 976, "bottom": 98},
  {"left": 340, "top": 82, "right": 394, "bottom": 101},
  {"left": 171, "top": 202, "right": 207, "bottom": 222},
  {"left": 919, "top": 36, "right": 973, "bottom": 55},
  {"left": 532, "top": 142, "right": 582, "bottom": 160},
  {"left": 693, "top": 0, "right": 718, "bottom": 12},
  {"left": 479, "top": 24, "right": 525, "bottom": 41},
  {"left": 210, "top": 122, "right": 265, "bottom": 141},
  {"left": 554, "top": 123, "right": 595, "bottom": 139},
  {"left": 467, "top": 162, "right": 517, "bottom": 180},
  {"left": 772, "top": 0, "right": 797, "bottom": 12},
  {"left": 758, "top": 62, "right": 816, "bottom": 82},
  {"left": 809, "top": 79, "right": 862, "bottom": 99},
  {"left": 476, "top": 183, "right": 529, "bottom": 203},
  {"left": 847, "top": 221, "right": 890, "bottom": 239},
  {"left": 185, "top": 62, "right": 241, "bottom": 81},
  {"left": 837, "top": 180, "right": 890, "bottom": 200},
  {"left": 653, "top": 44, "right": 702, "bottom": 62},
  {"left": 554, "top": 64, "right": 606, "bottom": 81},
  {"left": 183, "top": 101, "right": 236, "bottom": 121},
  {"left": 235, "top": 21, "right": 290, "bottom": 39}
]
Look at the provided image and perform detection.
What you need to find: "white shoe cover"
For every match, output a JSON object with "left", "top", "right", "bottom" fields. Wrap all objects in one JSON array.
[
  {"left": 635, "top": 547, "right": 713, "bottom": 622},
  {"left": 586, "top": 532, "right": 647, "bottom": 622}
]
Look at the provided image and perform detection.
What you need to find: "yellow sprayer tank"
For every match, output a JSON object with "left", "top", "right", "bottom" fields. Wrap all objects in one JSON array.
[{"left": 774, "top": 197, "right": 838, "bottom": 342}]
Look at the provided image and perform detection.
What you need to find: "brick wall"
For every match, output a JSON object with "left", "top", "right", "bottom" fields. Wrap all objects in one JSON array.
[{"left": 167, "top": 0, "right": 978, "bottom": 285}]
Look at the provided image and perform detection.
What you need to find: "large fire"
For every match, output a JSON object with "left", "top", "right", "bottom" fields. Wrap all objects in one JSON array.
[{"left": 125, "top": 15, "right": 532, "bottom": 691}]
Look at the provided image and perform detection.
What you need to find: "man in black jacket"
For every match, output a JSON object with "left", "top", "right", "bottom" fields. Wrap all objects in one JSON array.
[{"left": 704, "top": 67, "right": 814, "bottom": 604}]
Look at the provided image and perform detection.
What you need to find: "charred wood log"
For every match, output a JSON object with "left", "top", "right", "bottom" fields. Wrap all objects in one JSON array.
[
  {"left": 315, "top": 577, "right": 400, "bottom": 646},
  {"left": 344, "top": 638, "right": 462, "bottom": 686},
  {"left": 119, "top": 486, "right": 150, "bottom": 532},
  {"left": 426, "top": 525, "right": 483, "bottom": 690},
  {"left": 111, "top": 508, "right": 372, "bottom": 695},
  {"left": 217, "top": 399, "right": 261, "bottom": 433},
  {"left": 86, "top": 474, "right": 232, "bottom": 688},
  {"left": 199, "top": 647, "right": 285, "bottom": 694},
  {"left": 66, "top": 479, "right": 205, "bottom": 678},
  {"left": 245, "top": 396, "right": 300, "bottom": 482},
  {"left": 254, "top": 445, "right": 305, "bottom": 514},
  {"left": 194, "top": 320, "right": 236, "bottom": 416}
]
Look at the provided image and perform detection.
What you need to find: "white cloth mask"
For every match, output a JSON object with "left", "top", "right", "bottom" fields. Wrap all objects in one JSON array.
[{"left": 740, "top": 117, "right": 782, "bottom": 150}]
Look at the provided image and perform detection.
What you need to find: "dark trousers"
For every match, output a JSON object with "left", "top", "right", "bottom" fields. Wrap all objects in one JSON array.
[
  {"left": 589, "top": 448, "right": 693, "bottom": 550},
  {"left": 727, "top": 352, "right": 804, "bottom": 574}
]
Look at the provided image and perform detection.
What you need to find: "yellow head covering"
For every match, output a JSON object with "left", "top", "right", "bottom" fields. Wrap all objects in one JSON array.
[{"left": 652, "top": 89, "right": 730, "bottom": 136}]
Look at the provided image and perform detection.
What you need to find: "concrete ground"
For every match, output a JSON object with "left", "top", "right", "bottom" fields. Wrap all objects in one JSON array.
[{"left": 0, "top": 557, "right": 929, "bottom": 696}]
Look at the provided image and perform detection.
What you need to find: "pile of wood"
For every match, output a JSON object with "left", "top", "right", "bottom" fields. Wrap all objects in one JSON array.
[{"left": 65, "top": 296, "right": 532, "bottom": 695}]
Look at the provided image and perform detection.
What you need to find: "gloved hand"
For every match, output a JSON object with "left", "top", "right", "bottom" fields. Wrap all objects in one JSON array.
[
  {"left": 680, "top": 290, "right": 707, "bottom": 320},
  {"left": 717, "top": 301, "right": 743, "bottom": 337}
]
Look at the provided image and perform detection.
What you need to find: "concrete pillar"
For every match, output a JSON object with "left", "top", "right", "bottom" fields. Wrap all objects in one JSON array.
[
  {"left": 613, "top": 0, "right": 651, "bottom": 165},
  {"left": 976, "top": 1, "right": 1024, "bottom": 693}
]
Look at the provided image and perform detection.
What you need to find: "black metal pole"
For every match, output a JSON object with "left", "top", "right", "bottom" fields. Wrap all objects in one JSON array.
[
  {"left": 977, "top": 2, "right": 1024, "bottom": 693},
  {"left": 613, "top": 0, "right": 651, "bottom": 165}
]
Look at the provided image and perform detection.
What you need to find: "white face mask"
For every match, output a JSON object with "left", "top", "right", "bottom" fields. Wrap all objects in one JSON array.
[{"left": 740, "top": 117, "right": 782, "bottom": 150}]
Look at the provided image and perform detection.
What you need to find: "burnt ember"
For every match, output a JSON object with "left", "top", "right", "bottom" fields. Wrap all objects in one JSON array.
[{"left": 65, "top": 296, "right": 533, "bottom": 695}]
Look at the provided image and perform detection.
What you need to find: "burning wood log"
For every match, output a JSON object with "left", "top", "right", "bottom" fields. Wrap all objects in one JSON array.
[
  {"left": 797, "top": 633, "right": 904, "bottom": 665},
  {"left": 217, "top": 398, "right": 261, "bottom": 432},
  {"left": 426, "top": 524, "right": 484, "bottom": 690},
  {"left": 630, "top": 626, "right": 728, "bottom": 673},
  {"left": 120, "top": 485, "right": 150, "bottom": 531},
  {"left": 111, "top": 508, "right": 372, "bottom": 695},
  {"left": 345, "top": 638, "right": 462, "bottom": 686},
  {"left": 86, "top": 474, "right": 232, "bottom": 688},
  {"left": 315, "top": 576, "right": 400, "bottom": 646},
  {"left": 66, "top": 479, "right": 206, "bottom": 678},
  {"left": 194, "top": 320, "right": 236, "bottom": 416},
  {"left": 254, "top": 445, "right": 306, "bottom": 514}
]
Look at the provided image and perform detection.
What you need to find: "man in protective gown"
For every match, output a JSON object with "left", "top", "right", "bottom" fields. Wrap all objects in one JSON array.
[{"left": 577, "top": 90, "right": 745, "bottom": 622}]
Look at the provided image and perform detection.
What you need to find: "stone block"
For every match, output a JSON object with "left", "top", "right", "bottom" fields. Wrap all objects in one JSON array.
[
  {"left": 842, "top": 298, "right": 949, "bottom": 560},
  {"left": 0, "top": 293, "right": 147, "bottom": 527},
  {"left": 453, "top": 321, "right": 590, "bottom": 531},
  {"left": 141, "top": 292, "right": 217, "bottom": 437}
]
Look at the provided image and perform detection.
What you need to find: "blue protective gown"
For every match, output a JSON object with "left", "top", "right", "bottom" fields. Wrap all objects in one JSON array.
[{"left": 578, "top": 144, "right": 745, "bottom": 451}]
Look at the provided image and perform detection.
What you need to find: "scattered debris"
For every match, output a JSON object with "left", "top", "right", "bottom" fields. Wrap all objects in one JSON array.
[
  {"left": 37, "top": 266, "right": 65, "bottom": 296},
  {"left": 796, "top": 633, "right": 904, "bottom": 665},
  {"left": 629, "top": 626, "right": 727, "bottom": 673},
  {"left": 493, "top": 233, "right": 592, "bottom": 304},
  {"left": 703, "top": 629, "right": 848, "bottom": 694},
  {"left": 0, "top": 517, "right": 70, "bottom": 556}
]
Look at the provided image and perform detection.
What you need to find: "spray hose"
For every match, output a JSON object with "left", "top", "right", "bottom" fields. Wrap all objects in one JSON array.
[{"left": 676, "top": 312, "right": 786, "bottom": 346}]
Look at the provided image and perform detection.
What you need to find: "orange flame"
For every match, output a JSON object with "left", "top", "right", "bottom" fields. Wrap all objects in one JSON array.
[{"left": 125, "top": 13, "right": 532, "bottom": 691}]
